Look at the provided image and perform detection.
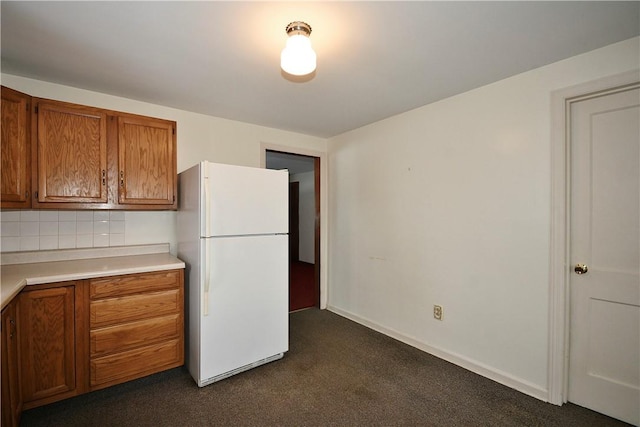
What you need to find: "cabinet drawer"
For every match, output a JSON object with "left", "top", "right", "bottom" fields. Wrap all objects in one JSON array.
[
  {"left": 90, "top": 289, "right": 180, "bottom": 328},
  {"left": 90, "top": 339, "right": 182, "bottom": 389},
  {"left": 90, "top": 313, "right": 181, "bottom": 356},
  {"left": 90, "top": 270, "right": 180, "bottom": 300}
]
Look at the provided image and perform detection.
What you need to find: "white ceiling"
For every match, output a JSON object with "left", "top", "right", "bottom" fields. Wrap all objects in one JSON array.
[{"left": 2, "top": 2, "right": 638, "bottom": 139}]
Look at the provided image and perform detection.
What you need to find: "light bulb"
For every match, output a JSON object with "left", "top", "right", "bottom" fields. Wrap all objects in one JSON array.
[{"left": 281, "top": 34, "right": 316, "bottom": 76}]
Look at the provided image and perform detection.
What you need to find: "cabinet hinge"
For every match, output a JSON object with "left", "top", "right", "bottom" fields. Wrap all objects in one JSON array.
[
  {"left": 172, "top": 127, "right": 175, "bottom": 135},
  {"left": 34, "top": 191, "right": 38, "bottom": 199},
  {"left": 173, "top": 195, "right": 175, "bottom": 202},
  {"left": 34, "top": 105, "right": 38, "bottom": 114}
]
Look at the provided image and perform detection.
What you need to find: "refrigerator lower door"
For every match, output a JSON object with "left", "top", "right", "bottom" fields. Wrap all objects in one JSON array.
[{"left": 199, "top": 234, "right": 288, "bottom": 386}]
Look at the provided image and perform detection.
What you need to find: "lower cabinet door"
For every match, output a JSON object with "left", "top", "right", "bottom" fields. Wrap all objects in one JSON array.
[
  {"left": 19, "top": 285, "right": 76, "bottom": 404},
  {"left": 2, "top": 301, "right": 22, "bottom": 427}
]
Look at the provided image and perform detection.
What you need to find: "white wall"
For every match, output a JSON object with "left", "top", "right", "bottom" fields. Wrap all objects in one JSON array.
[
  {"left": 290, "top": 171, "right": 315, "bottom": 264},
  {"left": 0, "top": 74, "right": 327, "bottom": 258},
  {"left": 327, "top": 37, "right": 640, "bottom": 400}
]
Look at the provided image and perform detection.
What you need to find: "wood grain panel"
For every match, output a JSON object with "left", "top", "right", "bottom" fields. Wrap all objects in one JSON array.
[
  {"left": 74, "top": 280, "right": 90, "bottom": 396},
  {"left": 89, "top": 270, "right": 180, "bottom": 300},
  {"left": 118, "top": 115, "right": 175, "bottom": 205},
  {"left": 18, "top": 286, "right": 75, "bottom": 403},
  {"left": 90, "top": 313, "right": 181, "bottom": 356},
  {"left": 90, "top": 339, "right": 182, "bottom": 388},
  {"left": 2, "top": 301, "right": 22, "bottom": 427},
  {"left": 1, "top": 307, "right": 13, "bottom": 427},
  {"left": 90, "top": 289, "right": 180, "bottom": 328},
  {"left": 1, "top": 86, "right": 30, "bottom": 208},
  {"left": 36, "top": 100, "right": 107, "bottom": 203}
]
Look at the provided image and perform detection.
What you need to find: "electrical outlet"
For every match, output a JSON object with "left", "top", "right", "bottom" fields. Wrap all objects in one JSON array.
[{"left": 433, "top": 305, "right": 443, "bottom": 321}]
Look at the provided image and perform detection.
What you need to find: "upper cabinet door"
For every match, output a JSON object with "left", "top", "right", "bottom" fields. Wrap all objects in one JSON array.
[
  {"left": 117, "top": 115, "right": 176, "bottom": 207},
  {"left": 1, "top": 86, "right": 31, "bottom": 208},
  {"left": 35, "top": 100, "right": 108, "bottom": 204}
]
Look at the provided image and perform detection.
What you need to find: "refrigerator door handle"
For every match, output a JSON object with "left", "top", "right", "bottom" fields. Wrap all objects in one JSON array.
[
  {"left": 203, "top": 239, "right": 210, "bottom": 317},
  {"left": 203, "top": 175, "right": 211, "bottom": 237}
]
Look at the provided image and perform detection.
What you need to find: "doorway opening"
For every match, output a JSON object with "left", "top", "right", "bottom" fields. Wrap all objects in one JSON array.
[{"left": 266, "top": 150, "right": 320, "bottom": 312}]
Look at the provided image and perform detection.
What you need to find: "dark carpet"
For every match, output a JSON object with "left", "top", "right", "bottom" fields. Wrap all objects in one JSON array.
[{"left": 20, "top": 309, "right": 629, "bottom": 427}]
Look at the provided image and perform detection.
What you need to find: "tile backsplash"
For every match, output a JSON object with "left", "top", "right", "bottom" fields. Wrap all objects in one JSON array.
[{"left": 1, "top": 210, "right": 126, "bottom": 252}]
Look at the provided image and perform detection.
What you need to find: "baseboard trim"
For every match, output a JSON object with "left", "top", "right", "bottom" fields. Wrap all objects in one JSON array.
[{"left": 327, "top": 305, "right": 548, "bottom": 402}]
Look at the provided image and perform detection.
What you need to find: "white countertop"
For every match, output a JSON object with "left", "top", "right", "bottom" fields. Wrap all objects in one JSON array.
[{"left": 0, "top": 244, "right": 185, "bottom": 310}]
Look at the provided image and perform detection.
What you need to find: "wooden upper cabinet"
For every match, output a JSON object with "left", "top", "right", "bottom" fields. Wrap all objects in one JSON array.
[
  {"left": 34, "top": 100, "right": 108, "bottom": 205},
  {"left": 1, "top": 86, "right": 31, "bottom": 208},
  {"left": 0, "top": 88, "right": 177, "bottom": 210},
  {"left": 117, "top": 115, "right": 176, "bottom": 208}
]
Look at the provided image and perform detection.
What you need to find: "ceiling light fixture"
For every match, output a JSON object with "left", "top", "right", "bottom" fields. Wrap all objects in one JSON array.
[{"left": 281, "top": 21, "right": 316, "bottom": 76}]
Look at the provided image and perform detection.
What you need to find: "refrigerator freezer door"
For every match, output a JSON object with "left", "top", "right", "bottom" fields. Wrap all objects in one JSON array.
[
  {"left": 201, "top": 162, "right": 288, "bottom": 237},
  {"left": 199, "top": 234, "right": 288, "bottom": 384}
]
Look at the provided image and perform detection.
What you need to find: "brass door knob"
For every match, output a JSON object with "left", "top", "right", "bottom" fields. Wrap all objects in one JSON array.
[{"left": 574, "top": 264, "right": 589, "bottom": 275}]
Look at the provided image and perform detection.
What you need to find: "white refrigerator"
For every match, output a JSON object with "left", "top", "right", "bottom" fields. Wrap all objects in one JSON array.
[{"left": 177, "top": 161, "right": 289, "bottom": 387}]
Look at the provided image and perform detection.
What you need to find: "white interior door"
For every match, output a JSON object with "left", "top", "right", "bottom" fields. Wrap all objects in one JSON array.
[{"left": 568, "top": 85, "right": 640, "bottom": 425}]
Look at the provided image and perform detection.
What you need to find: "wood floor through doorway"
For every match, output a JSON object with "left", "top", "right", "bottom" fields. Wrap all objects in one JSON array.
[{"left": 290, "top": 260, "right": 315, "bottom": 311}]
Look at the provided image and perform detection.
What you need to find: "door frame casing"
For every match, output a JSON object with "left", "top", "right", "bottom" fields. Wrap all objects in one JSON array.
[
  {"left": 548, "top": 69, "right": 640, "bottom": 405},
  {"left": 260, "top": 142, "right": 327, "bottom": 309}
]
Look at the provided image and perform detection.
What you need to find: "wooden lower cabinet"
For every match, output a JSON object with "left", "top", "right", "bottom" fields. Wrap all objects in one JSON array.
[
  {"left": 1, "top": 268, "right": 184, "bottom": 416},
  {"left": 88, "top": 270, "right": 184, "bottom": 391},
  {"left": 18, "top": 282, "right": 87, "bottom": 409},
  {"left": 1, "top": 300, "right": 22, "bottom": 427}
]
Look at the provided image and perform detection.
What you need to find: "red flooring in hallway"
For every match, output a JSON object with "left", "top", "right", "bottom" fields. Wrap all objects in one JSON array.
[{"left": 289, "top": 261, "right": 315, "bottom": 311}]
